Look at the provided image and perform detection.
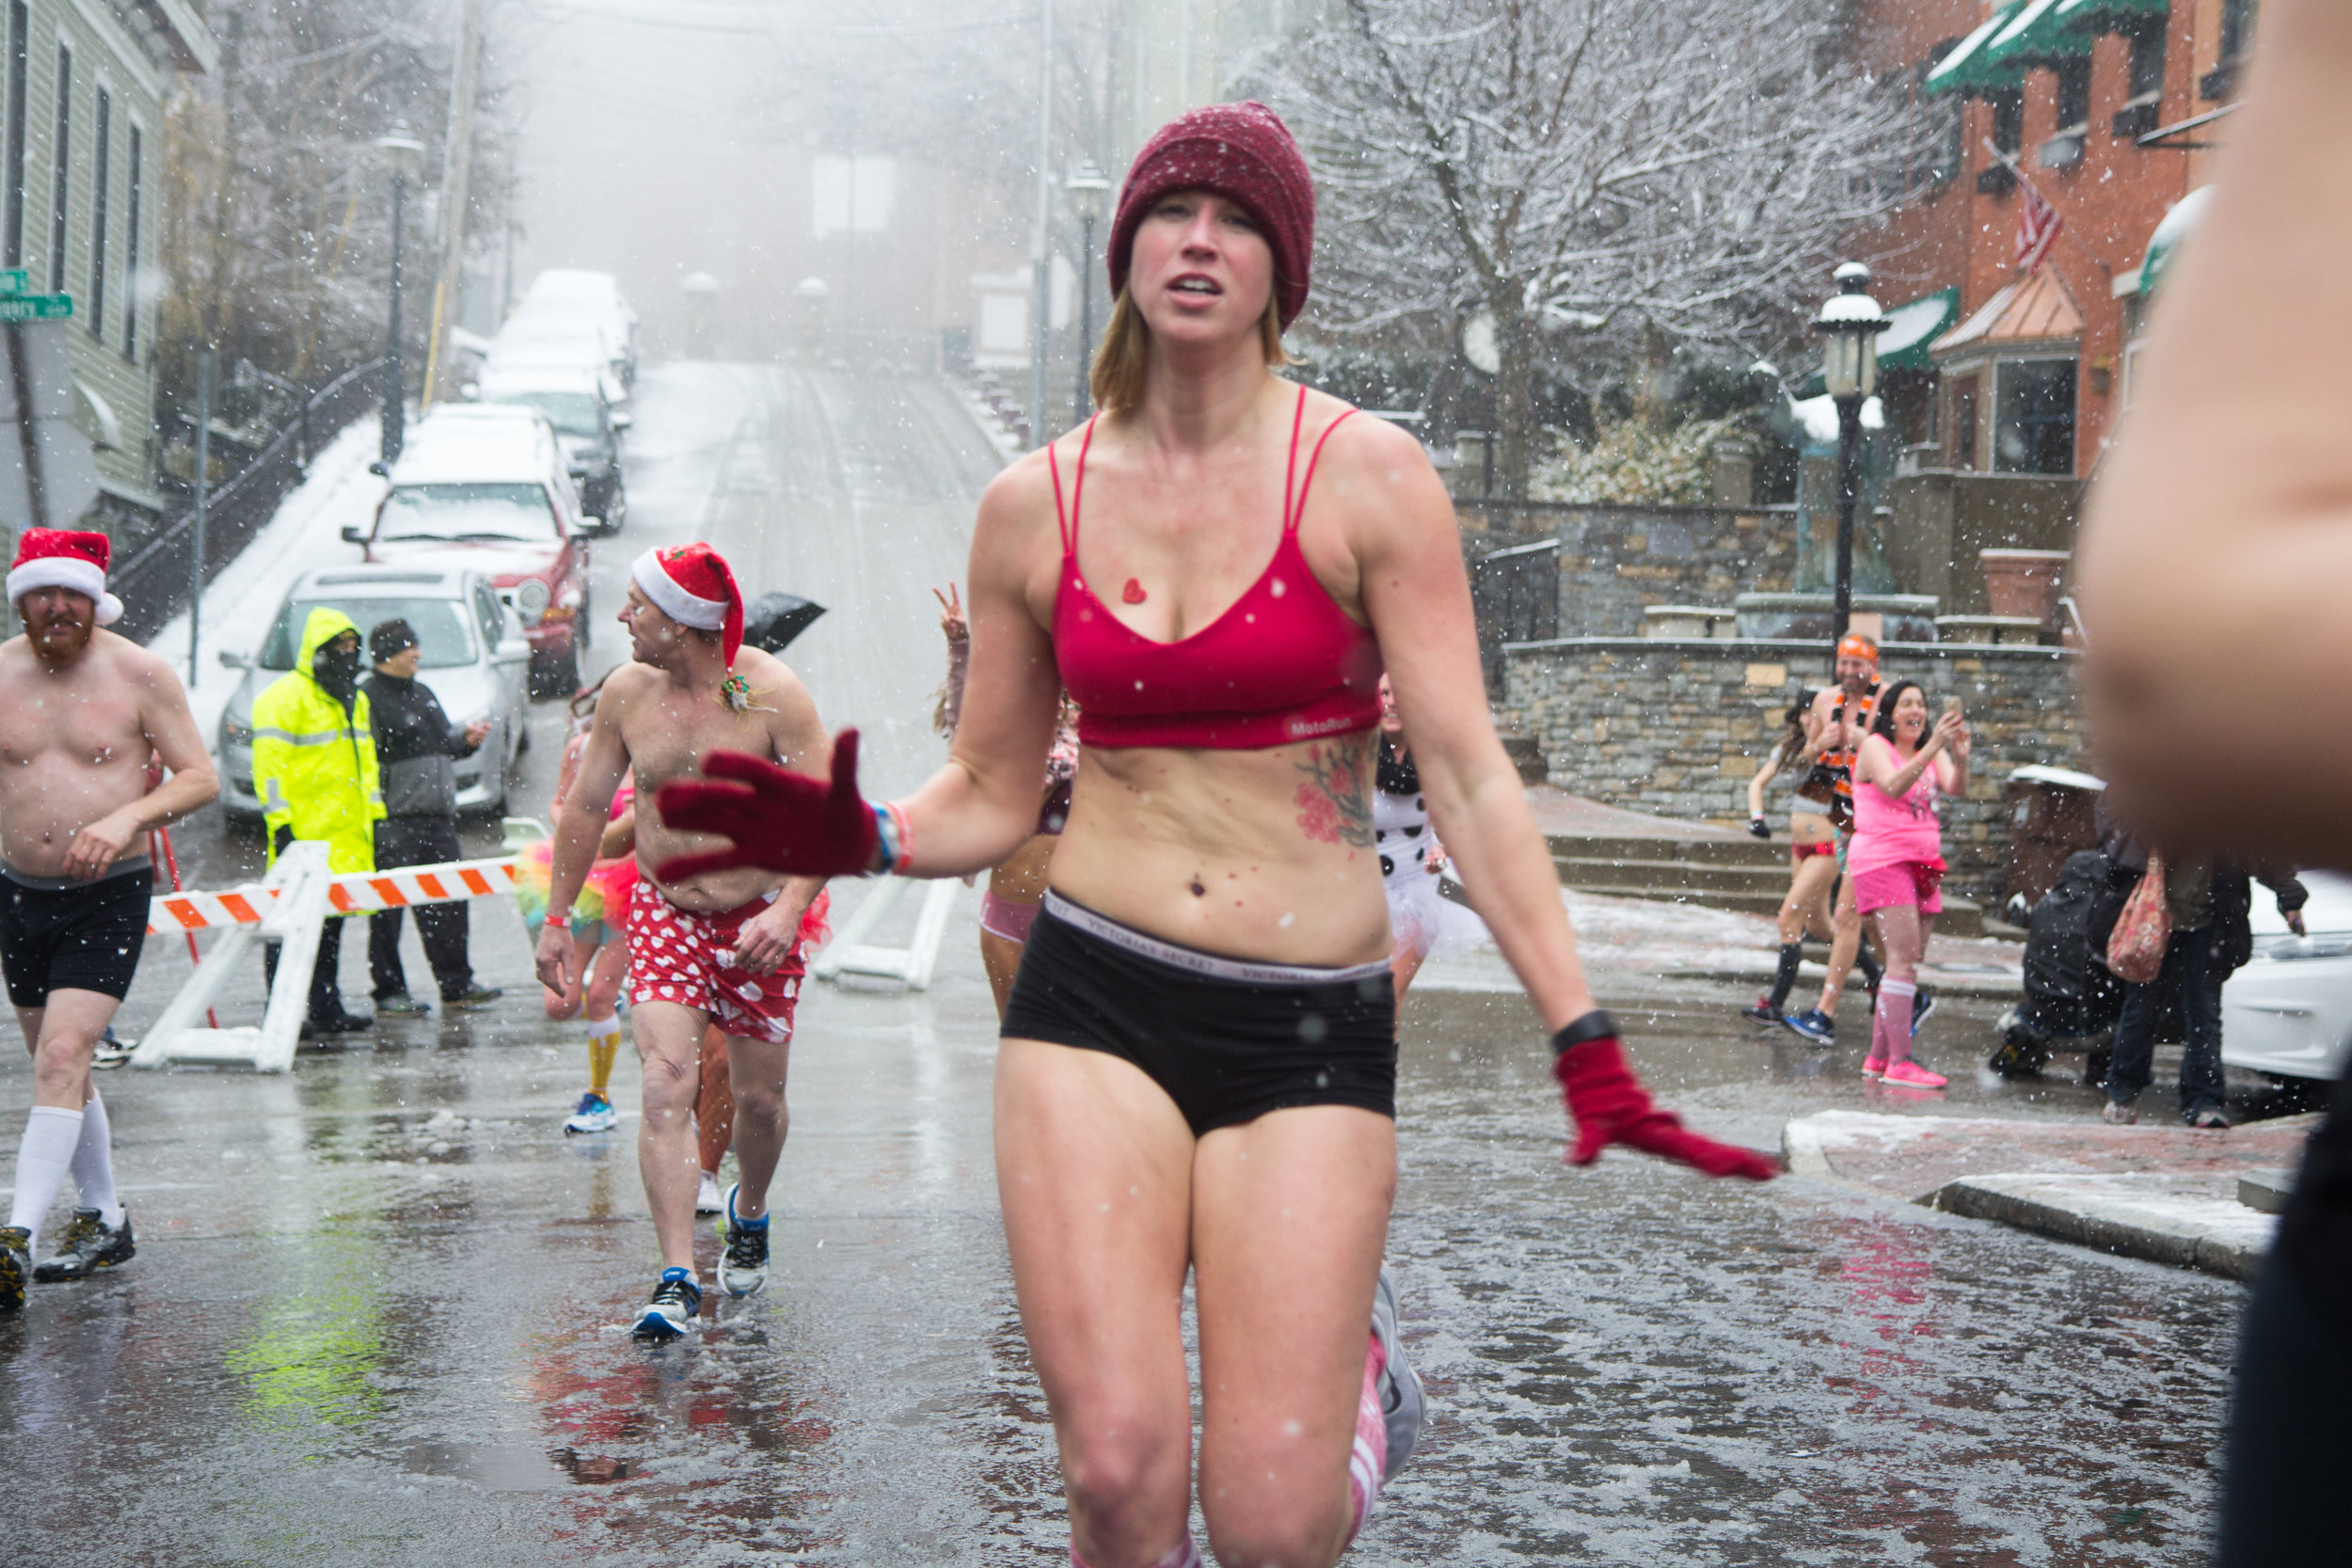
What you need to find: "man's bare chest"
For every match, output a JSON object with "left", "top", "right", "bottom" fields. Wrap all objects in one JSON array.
[
  {"left": 621, "top": 697, "right": 774, "bottom": 790},
  {"left": 0, "top": 678, "right": 140, "bottom": 769}
]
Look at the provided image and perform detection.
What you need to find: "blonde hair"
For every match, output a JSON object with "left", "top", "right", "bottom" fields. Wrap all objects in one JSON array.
[{"left": 1089, "top": 287, "right": 1291, "bottom": 415}]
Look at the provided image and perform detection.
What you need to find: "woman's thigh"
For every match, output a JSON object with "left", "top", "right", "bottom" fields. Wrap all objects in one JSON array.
[
  {"left": 995, "top": 1037, "right": 1199, "bottom": 1488},
  {"left": 1786, "top": 851, "right": 1838, "bottom": 912},
  {"left": 1192, "top": 1104, "right": 1395, "bottom": 1545},
  {"left": 1868, "top": 901, "right": 1927, "bottom": 968}
]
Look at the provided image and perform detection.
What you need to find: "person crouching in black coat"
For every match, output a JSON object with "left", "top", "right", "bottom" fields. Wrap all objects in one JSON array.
[{"left": 362, "top": 619, "right": 502, "bottom": 1014}]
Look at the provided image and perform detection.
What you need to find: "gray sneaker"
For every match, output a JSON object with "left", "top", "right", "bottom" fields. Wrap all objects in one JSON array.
[{"left": 1370, "top": 1267, "right": 1425, "bottom": 1483}]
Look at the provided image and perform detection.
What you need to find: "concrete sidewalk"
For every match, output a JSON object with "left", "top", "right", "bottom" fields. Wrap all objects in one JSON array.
[{"left": 1783, "top": 1106, "right": 2321, "bottom": 1278}]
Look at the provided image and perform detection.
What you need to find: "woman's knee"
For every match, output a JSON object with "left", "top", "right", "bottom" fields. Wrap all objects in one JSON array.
[{"left": 1202, "top": 1494, "right": 1344, "bottom": 1568}]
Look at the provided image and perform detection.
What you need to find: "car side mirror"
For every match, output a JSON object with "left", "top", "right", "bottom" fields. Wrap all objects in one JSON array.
[
  {"left": 611, "top": 411, "right": 632, "bottom": 431},
  {"left": 340, "top": 525, "right": 365, "bottom": 545},
  {"left": 367, "top": 461, "right": 389, "bottom": 477},
  {"left": 216, "top": 648, "right": 254, "bottom": 669},
  {"left": 494, "top": 638, "right": 532, "bottom": 665}
]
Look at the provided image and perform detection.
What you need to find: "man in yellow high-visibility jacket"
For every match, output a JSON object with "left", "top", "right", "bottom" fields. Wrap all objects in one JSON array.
[{"left": 251, "top": 607, "right": 384, "bottom": 1035}]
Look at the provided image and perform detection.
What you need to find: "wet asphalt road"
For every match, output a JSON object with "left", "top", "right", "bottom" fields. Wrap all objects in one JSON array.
[{"left": 2, "top": 365, "right": 2238, "bottom": 1564}]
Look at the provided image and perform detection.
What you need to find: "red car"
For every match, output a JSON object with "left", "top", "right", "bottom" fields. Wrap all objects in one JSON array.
[{"left": 346, "top": 404, "right": 593, "bottom": 694}]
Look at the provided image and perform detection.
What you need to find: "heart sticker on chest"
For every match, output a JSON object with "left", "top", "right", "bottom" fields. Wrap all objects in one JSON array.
[{"left": 1121, "top": 578, "right": 1147, "bottom": 604}]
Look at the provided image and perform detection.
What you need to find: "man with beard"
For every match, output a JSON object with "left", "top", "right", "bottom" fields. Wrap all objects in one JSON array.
[
  {"left": 251, "top": 607, "right": 381, "bottom": 1037},
  {"left": 533, "top": 544, "right": 829, "bottom": 1340},
  {"left": 0, "top": 531, "right": 216, "bottom": 1310}
]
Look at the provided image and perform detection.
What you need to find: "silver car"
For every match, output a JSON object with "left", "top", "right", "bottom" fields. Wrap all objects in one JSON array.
[{"left": 217, "top": 564, "right": 532, "bottom": 819}]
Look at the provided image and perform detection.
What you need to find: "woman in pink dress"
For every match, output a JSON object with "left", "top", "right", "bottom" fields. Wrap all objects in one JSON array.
[{"left": 1847, "top": 681, "right": 1969, "bottom": 1087}]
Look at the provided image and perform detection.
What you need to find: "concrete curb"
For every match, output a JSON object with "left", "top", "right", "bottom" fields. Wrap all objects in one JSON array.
[{"left": 1922, "top": 1172, "right": 2275, "bottom": 1280}]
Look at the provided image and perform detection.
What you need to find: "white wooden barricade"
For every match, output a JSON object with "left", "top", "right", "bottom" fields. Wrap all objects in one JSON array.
[
  {"left": 811, "top": 876, "right": 959, "bottom": 990},
  {"left": 129, "top": 841, "right": 334, "bottom": 1073}
]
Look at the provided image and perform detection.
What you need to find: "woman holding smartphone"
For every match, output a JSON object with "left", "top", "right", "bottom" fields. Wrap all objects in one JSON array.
[{"left": 1847, "top": 684, "right": 1968, "bottom": 1086}]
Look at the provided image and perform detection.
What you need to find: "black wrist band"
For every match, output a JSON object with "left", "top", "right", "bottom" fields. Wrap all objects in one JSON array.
[{"left": 1549, "top": 1009, "right": 1618, "bottom": 1056}]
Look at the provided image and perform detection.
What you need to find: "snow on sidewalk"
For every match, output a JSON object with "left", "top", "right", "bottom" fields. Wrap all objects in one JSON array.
[{"left": 142, "top": 416, "right": 389, "bottom": 743}]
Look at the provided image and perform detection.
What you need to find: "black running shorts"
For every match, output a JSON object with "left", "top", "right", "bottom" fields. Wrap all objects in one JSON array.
[
  {"left": 0, "top": 861, "right": 154, "bottom": 1009},
  {"left": 1001, "top": 891, "right": 1397, "bottom": 1136}
]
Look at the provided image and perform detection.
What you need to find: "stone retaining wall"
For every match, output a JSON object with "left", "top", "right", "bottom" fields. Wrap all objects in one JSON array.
[
  {"left": 1459, "top": 501, "right": 1801, "bottom": 637},
  {"left": 1500, "top": 638, "right": 2086, "bottom": 900}
]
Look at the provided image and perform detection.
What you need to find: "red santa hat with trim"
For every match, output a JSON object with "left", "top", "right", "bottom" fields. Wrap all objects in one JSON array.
[
  {"left": 631, "top": 542, "right": 742, "bottom": 666},
  {"left": 8, "top": 529, "right": 123, "bottom": 626}
]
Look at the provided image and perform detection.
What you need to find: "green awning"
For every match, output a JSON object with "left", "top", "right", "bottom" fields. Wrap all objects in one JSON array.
[
  {"left": 1984, "top": 0, "right": 2091, "bottom": 69},
  {"left": 2139, "top": 186, "right": 2211, "bottom": 306},
  {"left": 1925, "top": 3, "right": 2027, "bottom": 97},
  {"left": 2051, "top": 0, "right": 2169, "bottom": 36},
  {"left": 1875, "top": 287, "right": 1962, "bottom": 372}
]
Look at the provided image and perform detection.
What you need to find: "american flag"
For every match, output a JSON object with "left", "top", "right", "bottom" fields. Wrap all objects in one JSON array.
[{"left": 2015, "top": 176, "right": 2062, "bottom": 274}]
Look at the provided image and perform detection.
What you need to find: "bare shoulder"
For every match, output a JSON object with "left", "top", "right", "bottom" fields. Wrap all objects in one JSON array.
[
  {"left": 1304, "top": 393, "right": 1450, "bottom": 533},
  {"left": 594, "top": 660, "right": 660, "bottom": 725},
  {"left": 975, "top": 440, "right": 1065, "bottom": 549},
  {"left": 100, "top": 632, "right": 191, "bottom": 696},
  {"left": 736, "top": 646, "right": 813, "bottom": 716}
]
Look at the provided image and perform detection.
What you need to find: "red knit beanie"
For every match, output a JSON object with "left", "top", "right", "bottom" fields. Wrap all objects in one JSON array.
[{"left": 1107, "top": 101, "right": 1315, "bottom": 329}]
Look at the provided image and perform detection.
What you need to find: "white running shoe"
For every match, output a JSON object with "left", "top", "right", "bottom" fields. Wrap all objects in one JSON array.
[
  {"left": 564, "top": 1091, "right": 617, "bottom": 1134},
  {"left": 695, "top": 1172, "right": 723, "bottom": 1214},
  {"left": 718, "top": 1182, "right": 771, "bottom": 1298},
  {"left": 1370, "top": 1267, "right": 1425, "bottom": 1483},
  {"left": 631, "top": 1268, "right": 701, "bottom": 1342}
]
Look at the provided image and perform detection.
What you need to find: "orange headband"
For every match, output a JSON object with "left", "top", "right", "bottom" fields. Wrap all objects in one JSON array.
[{"left": 1837, "top": 633, "right": 1879, "bottom": 663}]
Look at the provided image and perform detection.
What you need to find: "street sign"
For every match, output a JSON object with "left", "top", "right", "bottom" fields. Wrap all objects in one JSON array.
[
  {"left": 0, "top": 269, "right": 27, "bottom": 295},
  {"left": 0, "top": 293, "right": 72, "bottom": 322}
]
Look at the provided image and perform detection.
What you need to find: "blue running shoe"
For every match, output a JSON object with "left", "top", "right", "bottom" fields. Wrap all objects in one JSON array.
[
  {"left": 1911, "top": 986, "right": 1938, "bottom": 1037},
  {"left": 1370, "top": 1267, "right": 1425, "bottom": 1483},
  {"left": 1782, "top": 1008, "right": 1836, "bottom": 1046},
  {"left": 564, "top": 1091, "right": 617, "bottom": 1134},
  {"left": 631, "top": 1267, "right": 701, "bottom": 1341}
]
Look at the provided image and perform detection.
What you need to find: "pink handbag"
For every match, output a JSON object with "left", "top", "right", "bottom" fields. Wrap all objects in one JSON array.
[{"left": 2106, "top": 851, "right": 2171, "bottom": 985}]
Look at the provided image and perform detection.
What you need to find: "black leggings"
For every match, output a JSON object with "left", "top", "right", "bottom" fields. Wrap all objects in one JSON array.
[{"left": 1001, "top": 893, "right": 1396, "bottom": 1137}]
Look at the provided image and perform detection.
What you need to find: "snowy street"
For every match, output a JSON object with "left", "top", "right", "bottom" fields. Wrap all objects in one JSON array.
[{"left": 0, "top": 361, "right": 2232, "bottom": 1565}]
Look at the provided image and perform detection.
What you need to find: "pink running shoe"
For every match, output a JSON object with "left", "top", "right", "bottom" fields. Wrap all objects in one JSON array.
[
  {"left": 1883, "top": 1060, "right": 1947, "bottom": 1089},
  {"left": 1861, "top": 1055, "right": 1887, "bottom": 1079}
]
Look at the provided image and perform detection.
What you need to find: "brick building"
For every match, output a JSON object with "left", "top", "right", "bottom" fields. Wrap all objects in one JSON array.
[{"left": 1851, "top": 0, "right": 2248, "bottom": 478}]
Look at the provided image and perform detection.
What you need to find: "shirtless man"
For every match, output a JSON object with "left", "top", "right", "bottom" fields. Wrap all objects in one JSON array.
[
  {"left": 0, "top": 531, "right": 217, "bottom": 1311},
  {"left": 533, "top": 544, "right": 828, "bottom": 1341},
  {"left": 1783, "top": 633, "right": 1892, "bottom": 1045}
]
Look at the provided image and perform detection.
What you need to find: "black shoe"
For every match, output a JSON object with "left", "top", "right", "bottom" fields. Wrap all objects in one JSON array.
[
  {"left": 0, "top": 1226, "right": 28, "bottom": 1311},
  {"left": 440, "top": 985, "right": 503, "bottom": 1009},
  {"left": 1911, "top": 985, "right": 1938, "bottom": 1036},
  {"left": 719, "top": 1184, "right": 771, "bottom": 1297},
  {"left": 1741, "top": 996, "right": 1783, "bottom": 1023},
  {"left": 373, "top": 992, "right": 432, "bottom": 1018},
  {"left": 301, "top": 1003, "right": 373, "bottom": 1038},
  {"left": 32, "top": 1209, "right": 133, "bottom": 1282}
]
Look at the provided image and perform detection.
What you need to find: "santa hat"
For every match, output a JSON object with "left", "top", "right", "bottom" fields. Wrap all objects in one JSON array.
[
  {"left": 9, "top": 529, "right": 122, "bottom": 625},
  {"left": 631, "top": 543, "right": 742, "bottom": 666}
]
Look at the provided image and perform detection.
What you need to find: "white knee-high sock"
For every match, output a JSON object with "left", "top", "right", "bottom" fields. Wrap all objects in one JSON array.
[
  {"left": 71, "top": 1090, "right": 122, "bottom": 1227},
  {"left": 9, "top": 1106, "right": 85, "bottom": 1251},
  {"left": 1347, "top": 1331, "right": 1391, "bottom": 1543}
]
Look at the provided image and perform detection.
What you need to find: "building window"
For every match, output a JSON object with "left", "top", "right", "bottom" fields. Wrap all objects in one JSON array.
[
  {"left": 2128, "top": 21, "right": 2167, "bottom": 98},
  {"left": 2, "top": 2, "right": 23, "bottom": 268},
  {"left": 122, "top": 125, "right": 138, "bottom": 357},
  {"left": 1991, "top": 89, "right": 2024, "bottom": 156},
  {"left": 2220, "top": 0, "right": 2258, "bottom": 63},
  {"left": 87, "top": 87, "right": 106, "bottom": 341},
  {"left": 1994, "top": 357, "right": 2077, "bottom": 474},
  {"left": 46, "top": 43, "right": 68, "bottom": 293},
  {"left": 2054, "top": 58, "right": 2090, "bottom": 132},
  {"left": 1914, "top": 48, "right": 1964, "bottom": 188},
  {"left": 1950, "top": 375, "right": 1979, "bottom": 469}
]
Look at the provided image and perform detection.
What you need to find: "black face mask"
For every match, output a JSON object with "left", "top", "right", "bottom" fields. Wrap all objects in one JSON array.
[{"left": 314, "top": 640, "right": 363, "bottom": 704}]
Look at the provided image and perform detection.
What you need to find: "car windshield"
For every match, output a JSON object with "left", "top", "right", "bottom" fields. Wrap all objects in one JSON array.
[
  {"left": 259, "top": 597, "right": 477, "bottom": 672},
  {"left": 376, "top": 483, "right": 556, "bottom": 543},
  {"left": 492, "top": 391, "right": 600, "bottom": 437}
]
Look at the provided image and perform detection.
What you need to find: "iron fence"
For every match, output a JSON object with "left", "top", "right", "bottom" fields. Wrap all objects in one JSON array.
[
  {"left": 112, "top": 358, "right": 387, "bottom": 643},
  {"left": 1469, "top": 532, "right": 1561, "bottom": 696}
]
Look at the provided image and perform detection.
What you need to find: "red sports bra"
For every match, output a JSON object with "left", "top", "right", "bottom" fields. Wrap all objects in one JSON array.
[{"left": 1050, "top": 387, "right": 1384, "bottom": 750}]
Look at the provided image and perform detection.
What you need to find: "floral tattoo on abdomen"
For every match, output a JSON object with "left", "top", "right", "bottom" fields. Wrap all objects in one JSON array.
[{"left": 1294, "top": 737, "right": 1374, "bottom": 847}]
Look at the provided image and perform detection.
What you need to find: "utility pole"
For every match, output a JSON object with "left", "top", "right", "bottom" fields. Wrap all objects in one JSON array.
[
  {"left": 430, "top": 0, "right": 485, "bottom": 404},
  {"left": 1027, "top": 0, "right": 1054, "bottom": 449}
]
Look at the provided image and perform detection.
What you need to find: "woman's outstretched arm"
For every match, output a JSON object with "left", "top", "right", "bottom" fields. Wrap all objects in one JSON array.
[{"left": 2076, "top": 0, "right": 2352, "bottom": 866}]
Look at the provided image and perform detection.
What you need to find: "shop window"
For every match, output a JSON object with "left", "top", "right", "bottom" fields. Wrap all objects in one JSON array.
[
  {"left": 1950, "top": 376, "right": 1979, "bottom": 469},
  {"left": 1994, "top": 358, "right": 2076, "bottom": 475},
  {"left": 1979, "top": 91, "right": 2023, "bottom": 194},
  {"left": 2054, "top": 58, "right": 2090, "bottom": 132}
]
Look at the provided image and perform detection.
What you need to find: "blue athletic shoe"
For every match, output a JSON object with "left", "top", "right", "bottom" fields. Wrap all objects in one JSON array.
[
  {"left": 564, "top": 1091, "right": 617, "bottom": 1134},
  {"left": 1370, "top": 1267, "right": 1424, "bottom": 1483},
  {"left": 1782, "top": 1008, "right": 1836, "bottom": 1046},
  {"left": 1911, "top": 986, "right": 1938, "bottom": 1037},
  {"left": 719, "top": 1183, "right": 771, "bottom": 1298},
  {"left": 631, "top": 1267, "right": 701, "bottom": 1341}
]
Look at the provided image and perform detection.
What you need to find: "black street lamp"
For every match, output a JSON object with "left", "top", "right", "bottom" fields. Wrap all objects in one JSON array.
[
  {"left": 1067, "top": 161, "right": 1112, "bottom": 421},
  {"left": 374, "top": 123, "right": 424, "bottom": 467},
  {"left": 1811, "top": 261, "right": 1888, "bottom": 670}
]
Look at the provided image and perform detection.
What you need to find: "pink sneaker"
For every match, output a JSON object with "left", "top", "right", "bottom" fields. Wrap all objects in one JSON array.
[
  {"left": 1883, "top": 1059, "right": 1947, "bottom": 1089},
  {"left": 1861, "top": 1055, "right": 1887, "bottom": 1079}
]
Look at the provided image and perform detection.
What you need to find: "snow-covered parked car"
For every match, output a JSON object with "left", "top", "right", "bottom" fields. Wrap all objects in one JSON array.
[
  {"left": 344, "top": 404, "right": 593, "bottom": 694},
  {"left": 475, "top": 362, "right": 628, "bottom": 532},
  {"left": 513, "top": 268, "right": 637, "bottom": 387},
  {"left": 217, "top": 563, "right": 531, "bottom": 819},
  {"left": 2221, "top": 870, "right": 2352, "bottom": 1083}
]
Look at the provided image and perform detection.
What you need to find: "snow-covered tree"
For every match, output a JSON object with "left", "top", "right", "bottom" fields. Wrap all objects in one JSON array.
[{"left": 1249, "top": 0, "right": 1914, "bottom": 498}]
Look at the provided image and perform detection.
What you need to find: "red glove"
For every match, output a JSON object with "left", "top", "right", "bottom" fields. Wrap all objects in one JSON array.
[
  {"left": 1551, "top": 1016, "right": 1777, "bottom": 1181},
  {"left": 653, "top": 729, "right": 880, "bottom": 881}
]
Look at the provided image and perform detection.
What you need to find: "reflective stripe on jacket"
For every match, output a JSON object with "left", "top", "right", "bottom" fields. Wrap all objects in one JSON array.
[{"left": 250, "top": 607, "right": 384, "bottom": 874}]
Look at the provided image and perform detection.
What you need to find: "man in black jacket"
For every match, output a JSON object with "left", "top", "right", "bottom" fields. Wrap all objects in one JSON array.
[{"left": 362, "top": 620, "right": 501, "bottom": 1014}]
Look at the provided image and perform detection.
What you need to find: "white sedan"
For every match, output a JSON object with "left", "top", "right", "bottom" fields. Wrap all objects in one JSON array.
[{"left": 2221, "top": 871, "right": 2352, "bottom": 1083}]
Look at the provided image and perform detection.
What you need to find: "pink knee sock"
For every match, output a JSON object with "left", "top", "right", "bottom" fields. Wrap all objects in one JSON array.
[
  {"left": 1069, "top": 1536, "right": 1202, "bottom": 1568},
  {"left": 1347, "top": 1331, "right": 1389, "bottom": 1543},
  {"left": 1872, "top": 978, "right": 1915, "bottom": 1066}
]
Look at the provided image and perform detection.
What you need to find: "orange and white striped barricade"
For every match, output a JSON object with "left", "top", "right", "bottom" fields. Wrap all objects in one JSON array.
[
  {"left": 810, "top": 876, "right": 960, "bottom": 991},
  {"left": 132, "top": 847, "right": 524, "bottom": 1073}
]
